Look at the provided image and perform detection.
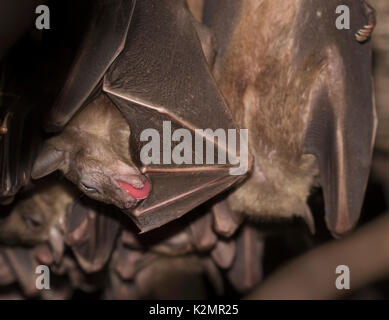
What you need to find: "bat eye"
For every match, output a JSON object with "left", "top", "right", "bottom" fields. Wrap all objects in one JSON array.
[
  {"left": 22, "top": 213, "right": 42, "bottom": 229},
  {"left": 80, "top": 183, "right": 98, "bottom": 193}
]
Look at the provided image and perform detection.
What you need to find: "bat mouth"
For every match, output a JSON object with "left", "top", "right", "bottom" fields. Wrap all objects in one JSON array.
[{"left": 117, "top": 179, "right": 151, "bottom": 201}]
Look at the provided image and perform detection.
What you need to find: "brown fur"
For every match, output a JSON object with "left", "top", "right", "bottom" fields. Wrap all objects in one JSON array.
[{"left": 215, "top": 0, "right": 318, "bottom": 219}]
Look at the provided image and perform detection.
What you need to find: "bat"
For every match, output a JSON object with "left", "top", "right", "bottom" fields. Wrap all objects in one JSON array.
[
  {"left": 31, "top": 0, "right": 248, "bottom": 234},
  {"left": 32, "top": 94, "right": 152, "bottom": 213},
  {"left": 188, "top": 209, "right": 217, "bottom": 252},
  {"left": 109, "top": 239, "right": 212, "bottom": 299},
  {"left": 211, "top": 199, "right": 244, "bottom": 238},
  {"left": 0, "top": 176, "right": 121, "bottom": 275},
  {"left": 106, "top": 270, "right": 139, "bottom": 300},
  {"left": 52, "top": 255, "right": 104, "bottom": 293},
  {"left": 134, "top": 254, "right": 207, "bottom": 299},
  {"left": 149, "top": 227, "right": 195, "bottom": 256},
  {"left": 0, "top": 179, "right": 74, "bottom": 252},
  {"left": 110, "top": 237, "right": 159, "bottom": 281},
  {"left": 64, "top": 196, "right": 121, "bottom": 273},
  {"left": 211, "top": 237, "right": 236, "bottom": 269},
  {"left": 204, "top": 0, "right": 377, "bottom": 236},
  {"left": 226, "top": 225, "right": 264, "bottom": 293}
]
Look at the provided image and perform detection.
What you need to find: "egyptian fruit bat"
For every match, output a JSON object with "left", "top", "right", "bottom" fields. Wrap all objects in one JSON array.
[
  {"left": 32, "top": 94, "right": 151, "bottom": 211},
  {"left": 0, "top": 179, "right": 74, "bottom": 250},
  {"left": 64, "top": 196, "right": 121, "bottom": 273},
  {"left": 204, "top": 0, "right": 377, "bottom": 236}
]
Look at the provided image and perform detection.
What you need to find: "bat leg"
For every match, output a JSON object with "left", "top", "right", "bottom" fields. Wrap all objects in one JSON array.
[{"left": 356, "top": 1, "right": 376, "bottom": 42}]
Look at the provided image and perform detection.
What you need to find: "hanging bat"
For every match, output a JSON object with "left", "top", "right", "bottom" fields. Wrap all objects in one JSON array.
[
  {"left": 64, "top": 196, "right": 121, "bottom": 273},
  {"left": 110, "top": 236, "right": 161, "bottom": 286},
  {"left": 32, "top": 94, "right": 152, "bottom": 212},
  {"left": 108, "top": 238, "right": 213, "bottom": 299},
  {"left": 0, "top": 179, "right": 75, "bottom": 263},
  {"left": 226, "top": 225, "right": 264, "bottom": 293},
  {"left": 204, "top": 0, "right": 377, "bottom": 236},
  {"left": 211, "top": 199, "right": 244, "bottom": 238},
  {"left": 134, "top": 254, "right": 208, "bottom": 299},
  {"left": 0, "top": 180, "right": 73, "bottom": 245},
  {"left": 32, "top": 0, "right": 248, "bottom": 233},
  {"left": 211, "top": 237, "right": 236, "bottom": 270},
  {"left": 0, "top": 176, "right": 120, "bottom": 273}
]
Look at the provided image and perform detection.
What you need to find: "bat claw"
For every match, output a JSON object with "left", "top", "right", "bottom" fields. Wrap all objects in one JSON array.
[{"left": 356, "top": 1, "right": 376, "bottom": 43}]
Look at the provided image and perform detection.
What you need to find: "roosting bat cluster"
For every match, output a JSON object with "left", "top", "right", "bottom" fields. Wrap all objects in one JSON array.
[
  {"left": 0, "top": 178, "right": 264, "bottom": 299},
  {"left": 0, "top": 0, "right": 386, "bottom": 300}
]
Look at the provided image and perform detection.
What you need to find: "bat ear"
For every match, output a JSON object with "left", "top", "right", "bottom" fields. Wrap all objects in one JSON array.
[{"left": 31, "top": 144, "right": 68, "bottom": 179}]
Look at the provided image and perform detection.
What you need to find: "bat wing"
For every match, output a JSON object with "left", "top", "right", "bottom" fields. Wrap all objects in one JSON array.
[
  {"left": 46, "top": 0, "right": 135, "bottom": 131},
  {"left": 0, "top": 59, "right": 43, "bottom": 200},
  {"left": 299, "top": 0, "right": 377, "bottom": 236},
  {"left": 103, "top": 0, "right": 248, "bottom": 232},
  {"left": 64, "top": 199, "right": 121, "bottom": 273},
  {"left": 226, "top": 225, "right": 264, "bottom": 293}
]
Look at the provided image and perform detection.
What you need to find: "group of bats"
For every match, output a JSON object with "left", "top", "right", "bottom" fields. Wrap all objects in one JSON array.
[{"left": 0, "top": 0, "right": 378, "bottom": 299}]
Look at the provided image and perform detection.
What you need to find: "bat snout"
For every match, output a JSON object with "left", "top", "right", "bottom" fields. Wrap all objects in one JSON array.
[{"left": 116, "top": 177, "right": 151, "bottom": 201}]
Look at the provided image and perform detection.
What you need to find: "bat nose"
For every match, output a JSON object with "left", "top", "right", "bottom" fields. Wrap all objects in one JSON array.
[{"left": 117, "top": 178, "right": 151, "bottom": 200}]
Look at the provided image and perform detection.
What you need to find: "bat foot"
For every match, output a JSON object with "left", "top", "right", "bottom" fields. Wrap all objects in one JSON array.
[{"left": 356, "top": 1, "right": 376, "bottom": 43}]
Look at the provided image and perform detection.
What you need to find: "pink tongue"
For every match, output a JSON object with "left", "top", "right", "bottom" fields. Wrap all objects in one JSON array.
[{"left": 118, "top": 180, "right": 151, "bottom": 200}]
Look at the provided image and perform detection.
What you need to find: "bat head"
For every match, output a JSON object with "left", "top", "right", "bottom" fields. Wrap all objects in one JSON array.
[
  {"left": 31, "top": 94, "right": 151, "bottom": 210},
  {"left": 0, "top": 201, "right": 50, "bottom": 245},
  {"left": 0, "top": 180, "right": 72, "bottom": 262}
]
